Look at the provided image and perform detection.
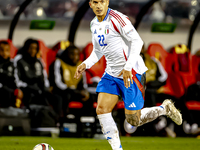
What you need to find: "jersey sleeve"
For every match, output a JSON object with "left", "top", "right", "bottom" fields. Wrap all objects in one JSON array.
[
  {"left": 13, "top": 55, "right": 28, "bottom": 88},
  {"left": 82, "top": 32, "right": 104, "bottom": 69},
  {"left": 112, "top": 14, "right": 144, "bottom": 71}
]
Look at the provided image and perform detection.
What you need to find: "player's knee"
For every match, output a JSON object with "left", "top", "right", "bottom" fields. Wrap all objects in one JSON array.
[{"left": 96, "top": 106, "right": 112, "bottom": 115}]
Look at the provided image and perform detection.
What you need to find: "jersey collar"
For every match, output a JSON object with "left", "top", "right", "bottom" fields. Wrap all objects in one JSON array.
[{"left": 97, "top": 8, "right": 111, "bottom": 22}]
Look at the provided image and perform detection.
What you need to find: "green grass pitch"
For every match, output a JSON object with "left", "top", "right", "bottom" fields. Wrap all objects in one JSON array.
[{"left": 0, "top": 136, "right": 199, "bottom": 150}]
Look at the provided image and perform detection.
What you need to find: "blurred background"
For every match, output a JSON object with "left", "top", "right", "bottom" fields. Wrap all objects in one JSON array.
[
  {"left": 0, "top": 0, "right": 200, "bottom": 138},
  {"left": 0, "top": 0, "right": 199, "bottom": 52}
]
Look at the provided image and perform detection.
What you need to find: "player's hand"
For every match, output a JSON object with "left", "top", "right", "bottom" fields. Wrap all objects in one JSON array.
[
  {"left": 74, "top": 63, "right": 86, "bottom": 79},
  {"left": 118, "top": 69, "right": 133, "bottom": 88}
]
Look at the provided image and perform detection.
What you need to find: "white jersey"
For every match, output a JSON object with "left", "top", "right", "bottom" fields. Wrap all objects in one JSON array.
[{"left": 83, "top": 8, "right": 148, "bottom": 78}]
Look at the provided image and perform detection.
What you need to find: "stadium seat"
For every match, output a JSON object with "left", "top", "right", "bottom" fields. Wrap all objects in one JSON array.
[
  {"left": 147, "top": 43, "right": 185, "bottom": 98},
  {"left": 191, "top": 54, "right": 200, "bottom": 82},
  {"left": 163, "top": 71, "right": 185, "bottom": 98},
  {"left": 147, "top": 43, "right": 170, "bottom": 70},
  {"left": 170, "top": 44, "right": 189, "bottom": 72},
  {"left": 38, "top": 40, "right": 54, "bottom": 74},
  {"left": 185, "top": 54, "right": 200, "bottom": 111},
  {"left": 169, "top": 45, "right": 200, "bottom": 112},
  {"left": 46, "top": 46, "right": 59, "bottom": 73},
  {"left": 170, "top": 45, "right": 197, "bottom": 90}
]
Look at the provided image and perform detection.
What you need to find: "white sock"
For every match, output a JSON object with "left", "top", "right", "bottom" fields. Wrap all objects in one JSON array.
[
  {"left": 97, "top": 113, "right": 123, "bottom": 150},
  {"left": 139, "top": 106, "right": 166, "bottom": 126}
]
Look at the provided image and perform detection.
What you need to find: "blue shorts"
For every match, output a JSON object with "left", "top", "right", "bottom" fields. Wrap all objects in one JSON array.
[{"left": 96, "top": 72, "right": 144, "bottom": 110}]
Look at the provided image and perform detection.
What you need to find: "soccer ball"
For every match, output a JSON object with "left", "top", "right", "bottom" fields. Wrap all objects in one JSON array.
[{"left": 33, "top": 143, "right": 54, "bottom": 150}]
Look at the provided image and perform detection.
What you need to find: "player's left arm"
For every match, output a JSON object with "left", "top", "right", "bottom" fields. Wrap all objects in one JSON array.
[
  {"left": 118, "top": 15, "right": 144, "bottom": 88},
  {"left": 121, "top": 16, "right": 143, "bottom": 70}
]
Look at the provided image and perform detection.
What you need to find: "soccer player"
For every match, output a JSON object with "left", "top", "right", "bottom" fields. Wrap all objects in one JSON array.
[{"left": 74, "top": 0, "right": 182, "bottom": 150}]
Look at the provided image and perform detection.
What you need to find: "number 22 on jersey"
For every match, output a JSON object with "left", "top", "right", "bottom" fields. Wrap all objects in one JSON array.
[{"left": 98, "top": 35, "right": 107, "bottom": 46}]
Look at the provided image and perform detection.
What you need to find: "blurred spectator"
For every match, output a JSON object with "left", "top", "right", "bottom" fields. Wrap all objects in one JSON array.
[
  {"left": 0, "top": 41, "right": 23, "bottom": 108},
  {"left": 49, "top": 44, "right": 92, "bottom": 117},
  {"left": 14, "top": 38, "right": 62, "bottom": 119},
  {"left": 149, "top": 2, "right": 165, "bottom": 22},
  {"left": 63, "top": 0, "right": 78, "bottom": 18}
]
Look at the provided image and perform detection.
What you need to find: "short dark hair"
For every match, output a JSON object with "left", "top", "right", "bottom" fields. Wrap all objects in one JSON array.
[
  {"left": 21, "top": 38, "right": 39, "bottom": 54},
  {"left": 0, "top": 41, "right": 9, "bottom": 45},
  {"left": 24, "top": 38, "right": 39, "bottom": 51},
  {"left": 65, "top": 45, "right": 79, "bottom": 53},
  {"left": 59, "top": 44, "right": 80, "bottom": 64}
]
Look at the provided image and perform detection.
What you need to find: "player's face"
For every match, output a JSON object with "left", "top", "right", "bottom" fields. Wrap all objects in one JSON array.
[
  {"left": 89, "top": 0, "right": 109, "bottom": 18},
  {"left": 27, "top": 43, "right": 38, "bottom": 58},
  {"left": 0, "top": 43, "right": 10, "bottom": 60}
]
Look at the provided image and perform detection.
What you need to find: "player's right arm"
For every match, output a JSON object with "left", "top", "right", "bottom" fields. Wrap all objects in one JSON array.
[
  {"left": 75, "top": 22, "right": 103, "bottom": 79},
  {"left": 74, "top": 47, "right": 103, "bottom": 79}
]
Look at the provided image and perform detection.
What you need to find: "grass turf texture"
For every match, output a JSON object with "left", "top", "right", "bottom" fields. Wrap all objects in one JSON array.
[{"left": 0, "top": 136, "right": 199, "bottom": 150}]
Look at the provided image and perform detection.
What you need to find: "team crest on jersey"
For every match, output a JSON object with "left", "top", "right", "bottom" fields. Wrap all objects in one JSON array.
[{"left": 105, "top": 25, "right": 109, "bottom": 34}]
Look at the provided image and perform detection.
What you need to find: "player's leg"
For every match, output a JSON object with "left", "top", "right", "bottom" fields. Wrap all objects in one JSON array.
[
  {"left": 125, "top": 99, "right": 182, "bottom": 127},
  {"left": 125, "top": 105, "right": 166, "bottom": 127},
  {"left": 97, "top": 93, "right": 122, "bottom": 150},
  {"left": 116, "top": 73, "right": 182, "bottom": 127},
  {"left": 114, "top": 73, "right": 163, "bottom": 127},
  {"left": 96, "top": 93, "right": 118, "bottom": 114},
  {"left": 96, "top": 73, "right": 123, "bottom": 150}
]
